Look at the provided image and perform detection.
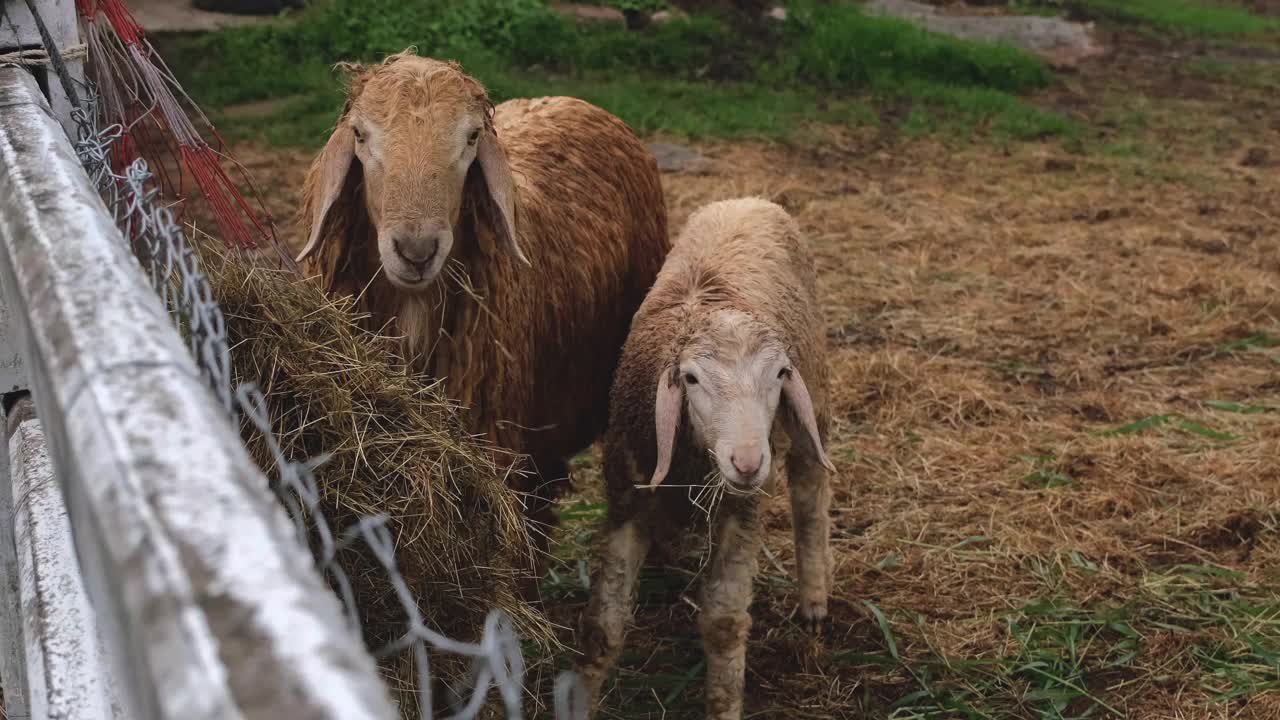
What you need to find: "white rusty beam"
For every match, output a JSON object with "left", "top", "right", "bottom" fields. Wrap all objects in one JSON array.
[
  {"left": 0, "top": 301, "right": 26, "bottom": 393},
  {"left": 0, "top": 67, "right": 395, "bottom": 720},
  {"left": 10, "top": 406, "right": 123, "bottom": 720},
  {"left": 0, "top": 400, "right": 31, "bottom": 719}
]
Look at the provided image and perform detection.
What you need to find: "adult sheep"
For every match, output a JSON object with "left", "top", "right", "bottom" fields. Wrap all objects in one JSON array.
[{"left": 295, "top": 50, "right": 669, "bottom": 561}]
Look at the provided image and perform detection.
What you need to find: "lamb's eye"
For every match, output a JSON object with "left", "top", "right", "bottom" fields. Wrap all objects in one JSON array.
[
  {"left": 684, "top": 373, "right": 699, "bottom": 386},
  {"left": 778, "top": 367, "right": 791, "bottom": 380},
  {"left": 467, "top": 129, "right": 481, "bottom": 145},
  {"left": 352, "top": 125, "right": 364, "bottom": 143}
]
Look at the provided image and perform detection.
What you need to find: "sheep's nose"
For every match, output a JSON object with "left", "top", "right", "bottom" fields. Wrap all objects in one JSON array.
[
  {"left": 393, "top": 236, "right": 437, "bottom": 269},
  {"left": 731, "top": 450, "right": 763, "bottom": 479}
]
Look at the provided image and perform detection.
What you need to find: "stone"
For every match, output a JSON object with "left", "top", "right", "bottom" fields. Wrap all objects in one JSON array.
[
  {"left": 865, "top": 0, "right": 1106, "bottom": 69},
  {"left": 551, "top": 3, "right": 626, "bottom": 25},
  {"left": 651, "top": 8, "right": 689, "bottom": 24},
  {"left": 648, "top": 142, "right": 710, "bottom": 173}
]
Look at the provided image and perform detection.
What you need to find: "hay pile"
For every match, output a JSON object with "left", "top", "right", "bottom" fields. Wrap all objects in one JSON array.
[{"left": 202, "top": 245, "right": 556, "bottom": 679}]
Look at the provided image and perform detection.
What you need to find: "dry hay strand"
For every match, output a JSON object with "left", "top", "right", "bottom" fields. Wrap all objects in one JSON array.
[{"left": 199, "top": 242, "right": 558, "bottom": 698}]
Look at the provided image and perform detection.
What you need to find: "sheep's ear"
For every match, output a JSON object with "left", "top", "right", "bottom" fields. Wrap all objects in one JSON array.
[
  {"left": 475, "top": 129, "right": 530, "bottom": 266},
  {"left": 650, "top": 368, "right": 683, "bottom": 487},
  {"left": 782, "top": 368, "right": 835, "bottom": 472},
  {"left": 296, "top": 120, "right": 356, "bottom": 263}
]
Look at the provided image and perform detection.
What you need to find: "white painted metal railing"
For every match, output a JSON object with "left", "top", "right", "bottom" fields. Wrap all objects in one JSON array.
[{"left": 6, "top": 398, "right": 123, "bottom": 720}]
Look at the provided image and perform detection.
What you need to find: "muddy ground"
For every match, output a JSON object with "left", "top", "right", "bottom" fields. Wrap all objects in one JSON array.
[{"left": 213, "top": 27, "right": 1280, "bottom": 720}]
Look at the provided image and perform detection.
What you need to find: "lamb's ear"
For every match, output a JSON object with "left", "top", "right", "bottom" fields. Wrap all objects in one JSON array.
[
  {"left": 782, "top": 368, "right": 835, "bottom": 472},
  {"left": 475, "top": 128, "right": 530, "bottom": 266},
  {"left": 296, "top": 119, "right": 356, "bottom": 263},
  {"left": 650, "top": 368, "right": 683, "bottom": 487}
]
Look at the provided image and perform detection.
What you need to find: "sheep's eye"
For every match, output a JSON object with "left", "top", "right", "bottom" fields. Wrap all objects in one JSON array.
[
  {"left": 684, "top": 373, "right": 699, "bottom": 386},
  {"left": 467, "top": 129, "right": 481, "bottom": 146},
  {"left": 352, "top": 125, "right": 364, "bottom": 143},
  {"left": 778, "top": 367, "right": 791, "bottom": 380}
]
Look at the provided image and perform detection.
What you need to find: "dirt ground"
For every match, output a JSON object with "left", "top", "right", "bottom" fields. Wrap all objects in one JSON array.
[{"left": 217, "top": 29, "right": 1280, "bottom": 720}]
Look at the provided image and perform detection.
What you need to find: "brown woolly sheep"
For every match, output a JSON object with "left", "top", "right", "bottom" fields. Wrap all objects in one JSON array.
[
  {"left": 295, "top": 50, "right": 669, "bottom": 563},
  {"left": 576, "top": 197, "right": 834, "bottom": 719}
]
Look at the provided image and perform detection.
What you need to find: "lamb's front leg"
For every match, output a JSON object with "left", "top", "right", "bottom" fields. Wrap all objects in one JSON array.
[
  {"left": 700, "top": 498, "right": 763, "bottom": 720},
  {"left": 787, "top": 451, "right": 832, "bottom": 632}
]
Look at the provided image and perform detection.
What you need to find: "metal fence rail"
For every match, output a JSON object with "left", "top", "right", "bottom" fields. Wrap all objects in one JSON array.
[
  {"left": 0, "top": 65, "right": 396, "bottom": 720},
  {"left": 7, "top": 398, "right": 123, "bottom": 720}
]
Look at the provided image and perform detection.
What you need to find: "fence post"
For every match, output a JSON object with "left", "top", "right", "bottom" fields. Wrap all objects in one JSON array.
[{"left": 0, "top": 0, "right": 86, "bottom": 141}]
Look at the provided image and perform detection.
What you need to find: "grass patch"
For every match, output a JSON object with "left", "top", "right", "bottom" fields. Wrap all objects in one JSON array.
[
  {"left": 542, "top": 495, "right": 604, "bottom": 602},
  {"left": 888, "top": 80, "right": 1075, "bottom": 141},
  {"left": 577, "top": 0, "right": 667, "bottom": 11},
  {"left": 1100, "top": 413, "right": 1239, "bottom": 443},
  {"left": 1020, "top": 453, "right": 1074, "bottom": 489},
  {"left": 839, "top": 564, "right": 1280, "bottom": 717},
  {"left": 776, "top": 3, "right": 1050, "bottom": 93},
  {"left": 205, "top": 63, "right": 868, "bottom": 146},
  {"left": 161, "top": 0, "right": 1065, "bottom": 147},
  {"left": 1204, "top": 400, "right": 1278, "bottom": 415},
  {"left": 1100, "top": 141, "right": 1143, "bottom": 158},
  {"left": 1073, "top": 0, "right": 1279, "bottom": 38},
  {"left": 1189, "top": 58, "right": 1280, "bottom": 89}
]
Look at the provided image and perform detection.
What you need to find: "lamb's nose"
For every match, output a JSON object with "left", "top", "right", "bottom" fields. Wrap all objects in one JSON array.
[{"left": 731, "top": 451, "right": 763, "bottom": 479}]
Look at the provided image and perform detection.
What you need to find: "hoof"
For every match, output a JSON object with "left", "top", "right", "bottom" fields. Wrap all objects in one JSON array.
[{"left": 798, "top": 598, "right": 828, "bottom": 634}]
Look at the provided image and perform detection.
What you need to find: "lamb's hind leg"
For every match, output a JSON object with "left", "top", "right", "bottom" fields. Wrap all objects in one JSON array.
[
  {"left": 787, "top": 450, "right": 832, "bottom": 632},
  {"left": 700, "top": 499, "right": 763, "bottom": 720},
  {"left": 576, "top": 516, "right": 651, "bottom": 709}
]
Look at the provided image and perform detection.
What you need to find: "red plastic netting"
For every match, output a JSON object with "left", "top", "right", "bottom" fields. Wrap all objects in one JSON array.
[{"left": 77, "top": 0, "right": 293, "bottom": 266}]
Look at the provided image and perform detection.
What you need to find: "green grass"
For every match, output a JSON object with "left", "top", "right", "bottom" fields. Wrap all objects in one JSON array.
[
  {"left": 776, "top": 3, "right": 1050, "bottom": 94},
  {"left": 1020, "top": 453, "right": 1073, "bottom": 489},
  {"left": 1189, "top": 58, "right": 1280, "bottom": 89},
  {"left": 839, "top": 563, "right": 1280, "bottom": 718},
  {"left": 1100, "top": 413, "right": 1239, "bottom": 443},
  {"left": 571, "top": 0, "right": 667, "bottom": 14},
  {"left": 1099, "top": 141, "right": 1143, "bottom": 158},
  {"left": 1074, "top": 0, "right": 1279, "bottom": 37},
  {"left": 160, "top": 0, "right": 1067, "bottom": 148},
  {"left": 225, "top": 70, "right": 874, "bottom": 147}
]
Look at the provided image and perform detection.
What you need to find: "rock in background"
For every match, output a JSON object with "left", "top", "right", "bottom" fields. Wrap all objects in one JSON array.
[{"left": 866, "top": 0, "right": 1106, "bottom": 69}]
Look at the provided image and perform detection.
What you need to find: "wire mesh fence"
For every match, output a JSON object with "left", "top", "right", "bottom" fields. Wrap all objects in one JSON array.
[{"left": 2, "top": 4, "right": 586, "bottom": 717}]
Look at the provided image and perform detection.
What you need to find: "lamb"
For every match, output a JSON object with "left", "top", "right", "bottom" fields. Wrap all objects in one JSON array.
[
  {"left": 294, "top": 50, "right": 669, "bottom": 559},
  {"left": 576, "top": 197, "right": 835, "bottom": 718}
]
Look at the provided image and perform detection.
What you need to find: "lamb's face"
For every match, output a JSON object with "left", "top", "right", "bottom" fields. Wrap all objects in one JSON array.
[
  {"left": 677, "top": 310, "right": 789, "bottom": 491},
  {"left": 649, "top": 308, "right": 832, "bottom": 490}
]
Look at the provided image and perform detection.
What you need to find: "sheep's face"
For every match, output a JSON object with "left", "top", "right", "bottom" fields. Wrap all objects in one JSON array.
[
  {"left": 648, "top": 308, "right": 832, "bottom": 493},
  {"left": 297, "top": 52, "right": 529, "bottom": 291},
  {"left": 348, "top": 77, "right": 485, "bottom": 288}
]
